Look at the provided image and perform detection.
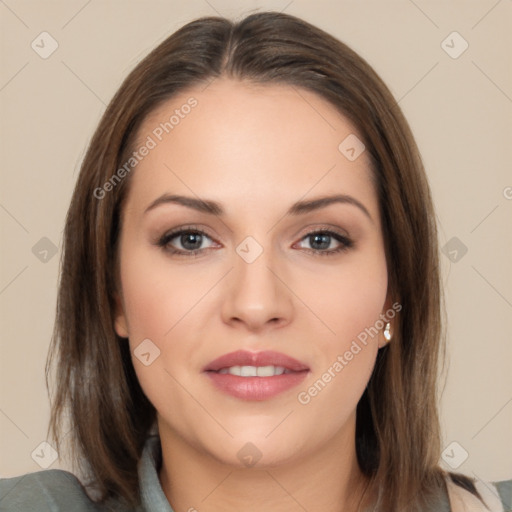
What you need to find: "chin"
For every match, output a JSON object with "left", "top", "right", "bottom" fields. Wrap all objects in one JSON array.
[{"left": 202, "top": 430, "right": 308, "bottom": 470}]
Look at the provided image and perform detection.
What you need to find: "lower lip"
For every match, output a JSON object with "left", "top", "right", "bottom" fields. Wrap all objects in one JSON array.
[{"left": 204, "top": 371, "right": 309, "bottom": 400}]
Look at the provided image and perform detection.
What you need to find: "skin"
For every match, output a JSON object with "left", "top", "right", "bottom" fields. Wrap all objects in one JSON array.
[{"left": 115, "top": 78, "right": 392, "bottom": 512}]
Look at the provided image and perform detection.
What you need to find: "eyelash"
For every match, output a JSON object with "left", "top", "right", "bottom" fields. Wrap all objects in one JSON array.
[{"left": 156, "top": 225, "right": 354, "bottom": 258}]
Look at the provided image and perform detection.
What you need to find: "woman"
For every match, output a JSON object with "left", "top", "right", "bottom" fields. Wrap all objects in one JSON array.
[{"left": 0, "top": 11, "right": 509, "bottom": 512}]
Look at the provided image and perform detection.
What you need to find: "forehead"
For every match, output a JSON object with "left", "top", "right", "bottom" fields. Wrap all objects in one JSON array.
[{"left": 125, "top": 77, "right": 376, "bottom": 219}]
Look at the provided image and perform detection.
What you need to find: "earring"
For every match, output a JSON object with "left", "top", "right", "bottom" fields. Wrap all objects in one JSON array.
[{"left": 383, "top": 322, "right": 392, "bottom": 342}]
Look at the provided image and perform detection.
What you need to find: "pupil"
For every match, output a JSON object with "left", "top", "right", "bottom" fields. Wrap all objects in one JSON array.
[
  {"left": 181, "top": 233, "right": 202, "bottom": 250},
  {"left": 311, "top": 234, "right": 330, "bottom": 250}
]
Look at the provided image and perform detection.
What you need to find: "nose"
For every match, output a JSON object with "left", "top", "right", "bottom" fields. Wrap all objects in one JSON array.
[{"left": 220, "top": 243, "right": 294, "bottom": 333}]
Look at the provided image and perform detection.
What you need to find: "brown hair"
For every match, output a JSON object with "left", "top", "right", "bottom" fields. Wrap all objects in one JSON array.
[{"left": 46, "top": 11, "right": 479, "bottom": 511}]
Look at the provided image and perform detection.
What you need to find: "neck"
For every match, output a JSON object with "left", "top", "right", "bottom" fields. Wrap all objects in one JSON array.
[{"left": 158, "top": 413, "right": 372, "bottom": 512}]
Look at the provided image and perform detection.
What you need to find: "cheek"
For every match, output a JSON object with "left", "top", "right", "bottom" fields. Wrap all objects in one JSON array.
[
  {"left": 119, "top": 257, "right": 201, "bottom": 429},
  {"left": 119, "top": 241, "right": 215, "bottom": 341},
  {"left": 118, "top": 245, "right": 219, "bottom": 412},
  {"left": 296, "top": 249, "right": 388, "bottom": 351},
  {"left": 292, "top": 251, "right": 387, "bottom": 405}
]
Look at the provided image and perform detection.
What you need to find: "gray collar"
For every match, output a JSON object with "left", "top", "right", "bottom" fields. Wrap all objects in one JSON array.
[{"left": 137, "top": 435, "right": 174, "bottom": 512}]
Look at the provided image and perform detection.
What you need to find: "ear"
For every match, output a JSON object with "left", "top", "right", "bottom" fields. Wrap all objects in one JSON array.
[{"left": 113, "top": 293, "right": 129, "bottom": 338}]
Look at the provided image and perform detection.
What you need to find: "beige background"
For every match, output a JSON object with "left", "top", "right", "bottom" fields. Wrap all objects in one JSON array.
[{"left": 1, "top": 0, "right": 511, "bottom": 483}]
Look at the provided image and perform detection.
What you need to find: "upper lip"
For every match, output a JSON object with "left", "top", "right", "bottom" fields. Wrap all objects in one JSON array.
[{"left": 203, "top": 350, "right": 309, "bottom": 372}]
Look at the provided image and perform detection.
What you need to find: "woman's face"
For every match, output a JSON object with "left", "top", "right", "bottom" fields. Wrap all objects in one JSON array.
[{"left": 114, "top": 78, "right": 391, "bottom": 468}]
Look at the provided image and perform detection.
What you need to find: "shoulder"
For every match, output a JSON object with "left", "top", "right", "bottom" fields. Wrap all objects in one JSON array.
[
  {"left": 445, "top": 474, "right": 512, "bottom": 512},
  {"left": 0, "top": 469, "right": 101, "bottom": 512}
]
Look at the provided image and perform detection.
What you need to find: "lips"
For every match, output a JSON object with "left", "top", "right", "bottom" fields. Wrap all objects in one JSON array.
[{"left": 203, "top": 350, "right": 310, "bottom": 401}]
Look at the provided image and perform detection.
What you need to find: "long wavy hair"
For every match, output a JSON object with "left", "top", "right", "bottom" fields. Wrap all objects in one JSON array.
[{"left": 46, "top": 11, "right": 480, "bottom": 511}]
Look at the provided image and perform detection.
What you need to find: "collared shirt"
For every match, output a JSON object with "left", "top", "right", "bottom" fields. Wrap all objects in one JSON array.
[
  {"left": 137, "top": 435, "right": 173, "bottom": 511},
  {"left": 1, "top": 435, "right": 510, "bottom": 511},
  {"left": 0, "top": 436, "right": 171, "bottom": 512}
]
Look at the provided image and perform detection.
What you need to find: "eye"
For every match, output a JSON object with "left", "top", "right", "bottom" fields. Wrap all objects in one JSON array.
[
  {"left": 156, "top": 227, "right": 218, "bottom": 256},
  {"left": 294, "top": 229, "right": 353, "bottom": 256},
  {"left": 156, "top": 226, "right": 354, "bottom": 258}
]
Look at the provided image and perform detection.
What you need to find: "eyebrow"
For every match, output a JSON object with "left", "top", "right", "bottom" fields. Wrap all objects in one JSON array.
[{"left": 144, "top": 193, "right": 373, "bottom": 222}]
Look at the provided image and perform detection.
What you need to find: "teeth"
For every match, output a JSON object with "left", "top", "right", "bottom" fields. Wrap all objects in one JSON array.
[
  {"left": 257, "top": 365, "right": 284, "bottom": 377},
  {"left": 219, "top": 365, "right": 287, "bottom": 377},
  {"left": 241, "top": 365, "right": 257, "bottom": 377}
]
